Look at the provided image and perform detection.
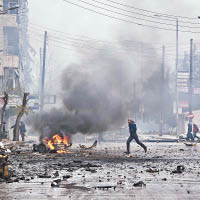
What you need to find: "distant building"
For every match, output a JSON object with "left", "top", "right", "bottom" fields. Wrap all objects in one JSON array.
[
  {"left": 0, "top": 0, "right": 30, "bottom": 139},
  {"left": 177, "top": 45, "right": 200, "bottom": 113}
]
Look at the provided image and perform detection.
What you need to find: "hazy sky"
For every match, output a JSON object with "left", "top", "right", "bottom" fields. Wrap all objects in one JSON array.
[
  {"left": 28, "top": 0, "right": 200, "bottom": 42},
  {"left": 26, "top": 0, "right": 200, "bottom": 93}
]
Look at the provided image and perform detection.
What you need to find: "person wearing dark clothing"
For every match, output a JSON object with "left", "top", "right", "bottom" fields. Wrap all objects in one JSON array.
[
  {"left": 19, "top": 121, "right": 26, "bottom": 141},
  {"left": 193, "top": 124, "right": 200, "bottom": 140},
  {"left": 187, "top": 123, "right": 194, "bottom": 142},
  {"left": 124, "top": 119, "right": 147, "bottom": 154},
  {"left": 11, "top": 121, "right": 26, "bottom": 141}
]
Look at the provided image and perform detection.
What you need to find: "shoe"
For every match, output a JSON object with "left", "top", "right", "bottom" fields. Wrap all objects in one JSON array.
[
  {"left": 144, "top": 146, "right": 147, "bottom": 153},
  {"left": 124, "top": 151, "right": 130, "bottom": 155}
]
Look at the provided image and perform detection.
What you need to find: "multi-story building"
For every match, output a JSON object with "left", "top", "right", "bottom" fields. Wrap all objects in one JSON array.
[
  {"left": 0, "top": 0, "right": 29, "bottom": 138},
  {"left": 0, "top": 0, "right": 29, "bottom": 95}
]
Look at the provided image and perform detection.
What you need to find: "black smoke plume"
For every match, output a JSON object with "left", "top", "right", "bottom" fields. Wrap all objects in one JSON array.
[{"left": 28, "top": 44, "right": 173, "bottom": 138}]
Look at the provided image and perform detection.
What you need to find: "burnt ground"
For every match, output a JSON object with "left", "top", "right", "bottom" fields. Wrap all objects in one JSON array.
[{"left": 1, "top": 142, "right": 200, "bottom": 200}]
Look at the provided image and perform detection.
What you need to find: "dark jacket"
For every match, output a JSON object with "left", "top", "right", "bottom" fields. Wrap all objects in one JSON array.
[
  {"left": 129, "top": 122, "right": 137, "bottom": 135},
  {"left": 19, "top": 123, "right": 26, "bottom": 134},
  {"left": 188, "top": 123, "right": 192, "bottom": 133}
]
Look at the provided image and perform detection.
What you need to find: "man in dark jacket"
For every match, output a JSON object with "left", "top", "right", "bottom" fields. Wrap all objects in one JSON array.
[
  {"left": 124, "top": 119, "right": 147, "bottom": 154},
  {"left": 19, "top": 121, "right": 26, "bottom": 141},
  {"left": 187, "top": 122, "right": 194, "bottom": 142}
]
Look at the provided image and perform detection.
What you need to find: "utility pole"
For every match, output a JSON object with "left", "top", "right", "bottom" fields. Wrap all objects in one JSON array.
[
  {"left": 40, "top": 31, "right": 47, "bottom": 111},
  {"left": 133, "top": 81, "right": 137, "bottom": 121},
  {"left": 175, "top": 18, "right": 179, "bottom": 137},
  {"left": 160, "top": 45, "right": 165, "bottom": 136},
  {"left": 39, "top": 48, "right": 42, "bottom": 96},
  {"left": 189, "top": 39, "right": 193, "bottom": 123},
  {"left": 140, "top": 42, "right": 144, "bottom": 122}
]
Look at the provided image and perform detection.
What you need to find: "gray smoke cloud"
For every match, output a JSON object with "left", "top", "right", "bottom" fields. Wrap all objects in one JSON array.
[{"left": 27, "top": 41, "right": 173, "bottom": 138}]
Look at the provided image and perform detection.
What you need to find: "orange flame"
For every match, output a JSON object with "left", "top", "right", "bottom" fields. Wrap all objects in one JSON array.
[
  {"left": 43, "top": 134, "right": 70, "bottom": 153},
  {"left": 48, "top": 140, "right": 55, "bottom": 150}
]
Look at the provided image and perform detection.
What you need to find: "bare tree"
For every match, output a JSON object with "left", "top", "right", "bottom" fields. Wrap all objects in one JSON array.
[
  {"left": 13, "top": 93, "right": 29, "bottom": 141},
  {"left": 0, "top": 92, "right": 8, "bottom": 136}
]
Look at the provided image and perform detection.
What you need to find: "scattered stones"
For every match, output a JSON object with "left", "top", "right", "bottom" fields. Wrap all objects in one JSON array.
[
  {"left": 133, "top": 181, "right": 146, "bottom": 187},
  {"left": 51, "top": 181, "right": 59, "bottom": 187},
  {"left": 63, "top": 175, "right": 71, "bottom": 179},
  {"left": 146, "top": 168, "right": 159, "bottom": 173},
  {"left": 38, "top": 174, "right": 51, "bottom": 178},
  {"left": 94, "top": 185, "right": 116, "bottom": 191},
  {"left": 172, "top": 165, "right": 185, "bottom": 174}
]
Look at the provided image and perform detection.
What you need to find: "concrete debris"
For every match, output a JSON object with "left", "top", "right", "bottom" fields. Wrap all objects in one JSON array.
[
  {"left": 79, "top": 140, "right": 97, "bottom": 150},
  {"left": 133, "top": 181, "right": 146, "bottom": 187},
  {"left": 146, "top": 168, "right": 159, "bottom": 173},
  {"left": 172, "top": 165, "right": 185, "bottom": 174},
  {"left": 0, "top": 142, "right": 4, "bottom": 149},
  {"left": 94, "top": 185, "right": 116, "bottom": 190}
]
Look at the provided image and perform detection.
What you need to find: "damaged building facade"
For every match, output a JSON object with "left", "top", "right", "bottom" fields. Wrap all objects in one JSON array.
[{"left": 0, "top": 0, "right": 29, "bottom": 138}]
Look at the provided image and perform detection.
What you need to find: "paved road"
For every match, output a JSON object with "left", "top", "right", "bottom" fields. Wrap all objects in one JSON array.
[{"left": 0, "top": 142, "right": 200, "bottom": 200}]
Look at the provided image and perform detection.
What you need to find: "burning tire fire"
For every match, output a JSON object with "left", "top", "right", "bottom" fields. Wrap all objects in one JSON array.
[{"left": 34, "top": 134, "right": 72, "bottom": 154}]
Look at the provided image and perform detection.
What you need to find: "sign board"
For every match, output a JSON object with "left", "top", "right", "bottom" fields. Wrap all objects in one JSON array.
[
  {"left": 187, "top": 113, "right": 194, "bottom": 119},
  {"left": 179, "top": 101, "right": 189, "bottom": 108},
  {"left": 7, "top": 95, "right": 21, "bottom": 107}
]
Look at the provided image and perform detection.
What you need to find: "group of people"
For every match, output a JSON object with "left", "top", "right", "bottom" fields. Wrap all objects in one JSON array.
[
  {"left": 187, "top": 123, "right": 200, "bottom": 142},
  {"left": 2, "top": 121, "right": 26, "bottom": 141}
]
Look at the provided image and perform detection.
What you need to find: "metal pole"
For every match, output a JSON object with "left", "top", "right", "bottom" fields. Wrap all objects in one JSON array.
[
  {"left": 140, "top": 42, "right": 144, "bottom": 122},
  {"left": 189, "top": 39, "right": 193, "bottom": 122},
  {"left": 160, "top": 45, "right": 165, "bottom": 136},
  {"left": 39, "top": 48, "right": 42, "bottom": 96},
  {"left": 40, "top": 31, "right": 47, "bottom": 111},
  {"left": 175, "top": 18, "right": 179, "bottom": 137}
]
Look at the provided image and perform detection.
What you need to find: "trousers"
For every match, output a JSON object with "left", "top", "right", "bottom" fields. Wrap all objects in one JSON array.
[
  {"left": 187, "top": 132, "right": 194, "bottom": 142},
  {"left": 126, "top": 133, "right": 146, "bottom": 153}
]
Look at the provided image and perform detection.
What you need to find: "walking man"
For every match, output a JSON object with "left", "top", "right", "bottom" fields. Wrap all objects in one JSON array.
[{"left": 124, "top": 119, "right": 147, "bottom": 154}]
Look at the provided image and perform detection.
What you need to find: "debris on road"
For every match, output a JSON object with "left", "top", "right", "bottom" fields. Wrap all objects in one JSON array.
[
  {"left": 146, "top": 168, "right": 159, "bottom": 173},
  {"left": 79, "top": 140, "right": 97, "bottom": 150},
  {"left": 172, "top": 165, "right": 185, "bottom": 174},
  {"left": 133, "top": 181, "right": 146, "bottom": 187}
]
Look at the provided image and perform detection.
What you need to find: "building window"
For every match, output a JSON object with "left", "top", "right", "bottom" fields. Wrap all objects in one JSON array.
[
  {"left": 3, "top": 0, "right": 18, "bottom": 14},
  {"left": 3, "top": 26, "right": 19, "bottom": 56}
]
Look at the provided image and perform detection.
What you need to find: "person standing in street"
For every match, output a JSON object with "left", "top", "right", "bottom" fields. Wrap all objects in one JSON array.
[
  {"left": 19, "top": 121, "right": 26, "bottom": 141},
  {"left": 124, "top": 119, "right": 147, "bottom": 154},
  {"left": 193, "top": 124, "right": 200, "bottom": 140},
  {"left": 187, "top": 122, "right": 194, "bottom": 142}
]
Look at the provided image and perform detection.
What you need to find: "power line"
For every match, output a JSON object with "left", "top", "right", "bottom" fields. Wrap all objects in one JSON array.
[
  {"left": 28, "top": 26, "right": 195, "bottom": 55},
  {"left": 28, "top": 25, "right": 165, "bottom": 51},
  {"left": 104, "top": 0, "right": 200, "bottom": 21},
  {"left": 27, "top": 22, "right": 198, "bottom": 45},
  {"left": 29, "top": 28, "right": 166, "bottom": 53},
  {"left": 62, "top": 0, "right": 200, "bottom": 34},
  {"left": 83, "top": 0, "right": 200, "bottom": 28}
]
